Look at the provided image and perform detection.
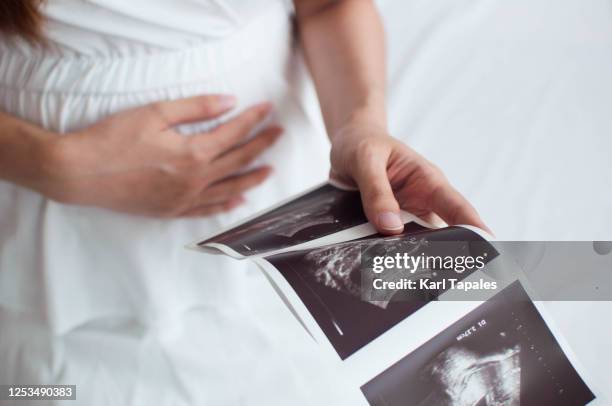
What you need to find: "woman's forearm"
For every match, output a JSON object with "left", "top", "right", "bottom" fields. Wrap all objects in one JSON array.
[
  {"left": 0, "top": 112, "right": 58, "bottom": 192},
  {"left": 294, "top": 0, "right": 387, "bottom": 136},
  {"left": 294, "top": 1, "right": 489, "bottom": 234}
]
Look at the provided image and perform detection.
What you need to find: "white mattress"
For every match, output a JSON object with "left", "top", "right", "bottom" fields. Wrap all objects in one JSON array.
[{"left": 1, "top": 0, "right": 611, "bottom": 404}]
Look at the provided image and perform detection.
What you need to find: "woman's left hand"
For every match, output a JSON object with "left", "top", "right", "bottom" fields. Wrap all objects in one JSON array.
[{"left": 330, "top": 123, "right": 491, "bottom": 235}]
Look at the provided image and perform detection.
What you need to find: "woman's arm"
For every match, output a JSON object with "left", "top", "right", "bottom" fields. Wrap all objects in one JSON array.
[
  {"left": 0, "top": 112, "right": 56, "bottom": 194},
  {"left": 0, "top": 97, "right": 280, "bottom": 217},
  {"left": 294, "top": 0, "right": 386, "bottom": 135},
  {"left": 294, "top": 0, "right": 490, "bottom": 234}
]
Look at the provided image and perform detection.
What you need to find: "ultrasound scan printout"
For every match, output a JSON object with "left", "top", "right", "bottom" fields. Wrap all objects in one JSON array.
[
  {"left": 193, "top": 183, "right": 598, "bottom": 406},
  {"left": 264, "top": 225, "right": 497, "bottom": 360},
  {"left": 360, "top": 282, "right": 596, "bottom": 406},
  {"left": 199, "top": 183, "right": 367, "bottom": 257}
]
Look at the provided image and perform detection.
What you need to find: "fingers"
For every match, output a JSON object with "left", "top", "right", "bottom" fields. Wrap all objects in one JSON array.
[
  {"left": 180, "top": 197, "right": 245, "bottom": 217},
  {"left": 430, "top": 184, "right": 492, "bottom": 234},
  {"left": 192, "top": 102, "right": 273, "bottom": 157},
  {"left": 208, "top": 126, "right": 282, "bottom": 182},
  {"left": 151, "top": 94, "right": 237, "bottom": 127},
  {"left": 201, "top": 167, "right": 272, "bottom": 205},
  {"left": 180, "top": 166, "right": 271, "bottom": 217},
  {"left": 353, "top": 154, "right": 404, "bottom": 235}
]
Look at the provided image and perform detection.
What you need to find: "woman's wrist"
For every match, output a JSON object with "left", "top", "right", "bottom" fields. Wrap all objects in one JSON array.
[
  {"left": 331, "top": 108, "right": 391, "bottom": 160},
  {"left": 36, "top": 134, "right": 77, "bottom": 203},
  {"left": 0, "top": 112, "right": 69, "bottom": 199},
  {"left": 331, "top": 101, "right": 388, "bottom": 138}
]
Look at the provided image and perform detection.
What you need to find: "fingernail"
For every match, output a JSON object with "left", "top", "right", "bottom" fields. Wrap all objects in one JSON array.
[
  {"left": 218, "top": 95, "right": 237, "bottom": 109},
  {"left": 378, "top": 212, "right": 403, "bottom": 231}
]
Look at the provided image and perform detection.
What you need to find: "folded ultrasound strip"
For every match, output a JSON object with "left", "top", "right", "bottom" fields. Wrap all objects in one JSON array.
[{"left": 194, "top": 183, "right": 599, "bottom": 406}]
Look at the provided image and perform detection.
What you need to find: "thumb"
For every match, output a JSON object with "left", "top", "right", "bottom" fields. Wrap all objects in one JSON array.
[{"left": 354, "top": 160, "right": 404, "bottom": 235}]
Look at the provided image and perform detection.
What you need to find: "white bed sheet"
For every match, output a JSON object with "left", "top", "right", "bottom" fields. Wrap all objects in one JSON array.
[{"left": 1, "top": 0, "right": 611, "bottom": 404}]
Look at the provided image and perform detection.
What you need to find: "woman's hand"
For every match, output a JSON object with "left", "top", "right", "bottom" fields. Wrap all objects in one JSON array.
[
  {"left": 39, "top": 95, "right": 281, "bottom": 217},
  {"left": 295, "top": 0, "right": 489, "bottom": 235},
  {"left": 330, "top": 123, "right": 490, "bottom": 235}
]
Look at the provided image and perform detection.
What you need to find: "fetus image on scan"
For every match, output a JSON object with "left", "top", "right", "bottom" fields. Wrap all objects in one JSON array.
[
  {"left": 360, "top": 283, "right": 595, "bottom": 406},
  {"left": 303, "top": 235, "right": 433, "bottom": 309},
  {"left": 418, "top": 345, "right": 521, "bottom": 406},
  {"left": 301, "top": 227, "right": 494, "bottom": 308},
  {"left": 225, "top": 192, "right": 340, "bottom": 239},
  {"left": 203, "top": 184, "right": 366, "bottom": 255}
]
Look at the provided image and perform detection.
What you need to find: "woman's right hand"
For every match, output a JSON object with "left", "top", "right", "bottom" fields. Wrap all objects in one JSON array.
[{"left": 39, "top": 95, "right": 282, "bottom": 217}]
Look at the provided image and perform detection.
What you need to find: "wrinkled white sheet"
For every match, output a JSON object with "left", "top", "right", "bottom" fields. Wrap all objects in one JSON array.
[{"left": 1, "top": 0, "right": 611, "bottom": 404}]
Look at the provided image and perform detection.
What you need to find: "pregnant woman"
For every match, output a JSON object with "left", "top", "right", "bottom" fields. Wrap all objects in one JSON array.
[{"left": 0, "top": 0, "right": 488, "bottom": 404}]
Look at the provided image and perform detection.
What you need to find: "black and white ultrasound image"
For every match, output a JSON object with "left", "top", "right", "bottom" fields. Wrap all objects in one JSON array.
[
  {"left": 361, "top": 282, "right": 595, "bottom": 406},
  {"left": 266, "top": 225, "right": 496, "bottom": 360},
  {"left": 200, "top": 184, "right": 367, "bottom": 256}
]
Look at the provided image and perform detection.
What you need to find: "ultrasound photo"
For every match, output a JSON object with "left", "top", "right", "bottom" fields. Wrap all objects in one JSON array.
[
  {"left": 361, "top": 282, "right": 595, "bottom": 406},
  {"left": 265, "top": 225, "right": 497, "bottom": 359},
  {"left": 199, "top": 184, "right": 367, "bottom": 256}
]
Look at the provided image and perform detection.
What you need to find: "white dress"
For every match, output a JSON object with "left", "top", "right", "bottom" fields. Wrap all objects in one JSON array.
[{"left": 0, "top": 1, "right": 363, "bottom": 404}]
